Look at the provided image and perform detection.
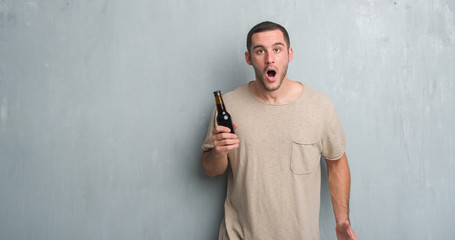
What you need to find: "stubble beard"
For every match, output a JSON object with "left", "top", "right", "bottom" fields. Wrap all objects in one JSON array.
[{"left": 255, "top": 64, "right": 289, "bottom": 92}]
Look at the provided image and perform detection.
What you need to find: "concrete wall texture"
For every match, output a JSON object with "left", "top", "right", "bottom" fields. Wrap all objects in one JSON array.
[{"left": 1, "top": 0, "right": 454, "bottom": 239}]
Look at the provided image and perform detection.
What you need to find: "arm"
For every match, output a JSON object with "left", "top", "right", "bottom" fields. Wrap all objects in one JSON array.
[
  {"left": 326, "top": 153, "right": 358, "bottom": 240},
  {"left": 202, "top": 124, "right": 239, "bottom": 178}
]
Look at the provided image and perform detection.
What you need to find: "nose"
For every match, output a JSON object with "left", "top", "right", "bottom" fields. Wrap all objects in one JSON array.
[{"left": 266, "top": 52, "right": 275, "bottom": 64}]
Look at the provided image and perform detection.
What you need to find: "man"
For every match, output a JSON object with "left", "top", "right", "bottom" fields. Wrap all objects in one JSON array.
[{"left": 202, "top": 21, "right": 357, "bottom": 240}]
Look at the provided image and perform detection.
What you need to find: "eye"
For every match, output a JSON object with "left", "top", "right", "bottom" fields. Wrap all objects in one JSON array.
[
  {"left": 274, "top": 48, "right": 281, "bottom": 53},
  {"left": 256, "top": 49, "right": 264, "bottom": 54}
]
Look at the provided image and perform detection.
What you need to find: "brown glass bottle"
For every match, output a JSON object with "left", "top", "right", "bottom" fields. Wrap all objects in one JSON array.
[{"left": 213, "top": 90, "right": 235, "bottom": 134}]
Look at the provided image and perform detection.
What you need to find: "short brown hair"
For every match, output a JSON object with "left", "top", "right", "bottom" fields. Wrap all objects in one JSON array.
[{"left": 246, "top": 21, "right": 290, "bottom": 53}]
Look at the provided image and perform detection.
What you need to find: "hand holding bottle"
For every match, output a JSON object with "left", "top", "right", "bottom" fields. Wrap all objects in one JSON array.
[{"left": 211, "top": 124, "right": 239, "bottom": 154}]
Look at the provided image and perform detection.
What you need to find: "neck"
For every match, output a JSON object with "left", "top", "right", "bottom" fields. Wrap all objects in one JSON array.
[{"left": 250, "top": 79, "right": 302, "bottom": 105}]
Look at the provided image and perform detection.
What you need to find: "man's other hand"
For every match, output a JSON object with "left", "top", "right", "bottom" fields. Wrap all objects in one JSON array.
[{"left": 336, "top": 219, "right": 358, "bottom": 240}]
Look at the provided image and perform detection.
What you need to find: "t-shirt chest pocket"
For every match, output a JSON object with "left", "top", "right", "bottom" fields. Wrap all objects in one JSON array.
[{"left": 290, "top": 138, "right": 321, "bottom": 175}]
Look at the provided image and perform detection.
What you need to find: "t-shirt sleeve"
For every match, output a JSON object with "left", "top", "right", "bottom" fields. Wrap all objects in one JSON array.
[
  {"left": 321, "top": 101, "right": 346, "bottom": 160},
  {"left": 201, "top": 107, "right": 217, "bottom": 152}
]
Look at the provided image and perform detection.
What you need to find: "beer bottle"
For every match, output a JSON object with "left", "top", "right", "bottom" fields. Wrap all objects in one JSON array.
[{"left": 213, "top": 90, "right": 235, "bottom": 134}]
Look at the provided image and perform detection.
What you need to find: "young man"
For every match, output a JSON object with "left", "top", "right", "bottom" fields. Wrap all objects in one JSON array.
[{"left": 202, "top": 21, "right": 357, "bottom": 240}]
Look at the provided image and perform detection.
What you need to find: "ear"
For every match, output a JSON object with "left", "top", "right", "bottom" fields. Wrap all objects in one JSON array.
[
  {"left": 288, "top": 48, "right": 294, "bottom": 62},
  {"left": 245, "top": 51, "right": 253, "bottom": 65}
]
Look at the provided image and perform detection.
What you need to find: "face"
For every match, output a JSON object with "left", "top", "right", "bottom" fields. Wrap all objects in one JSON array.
[{"left": 245, "top": 29, "right": 293, "bottom": 92}]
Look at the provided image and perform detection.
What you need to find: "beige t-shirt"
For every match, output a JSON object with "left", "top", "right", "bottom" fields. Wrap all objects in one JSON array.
[{"left": 202, "top": 82, "right": 346, "bottom": 240}]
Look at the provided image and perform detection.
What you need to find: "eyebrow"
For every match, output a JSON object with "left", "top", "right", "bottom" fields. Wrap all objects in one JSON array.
[{"left": 253, "top": 42, "right": 285, "bottom": 50}]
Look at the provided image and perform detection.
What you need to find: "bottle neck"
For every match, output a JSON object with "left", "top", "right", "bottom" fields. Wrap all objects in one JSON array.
[{"left": 214, "top": 94, "right": 227, "bottom": 113}]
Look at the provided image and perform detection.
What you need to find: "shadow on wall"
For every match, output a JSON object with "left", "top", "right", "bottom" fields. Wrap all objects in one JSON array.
[
  {"left": 191, "top": 48, "right": 249, "bottom": 239},
  {"left": 197, "top": 48, "right": 250, "bottom": 179},
  {"left": 320, "top": 157, "right": 337, "bottom": 239}
]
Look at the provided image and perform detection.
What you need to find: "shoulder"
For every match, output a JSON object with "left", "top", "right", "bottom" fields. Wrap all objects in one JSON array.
[
  {"left": 301, "top": 84, "right": 336, "bottom": 110},
  {"left": 223, "top": 83, "right": 250, "bottom": 102}
]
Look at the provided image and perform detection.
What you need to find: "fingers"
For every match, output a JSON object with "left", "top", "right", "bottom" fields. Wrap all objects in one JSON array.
[
  {"left": 212, "top": 132, "right": 237, "bottom": 141},
  {"left": 215, "top": 138, "right": 239, "bottom": 146},
  {"left": 215, "top": 143, "right": 240, "bottom": 152},
  {"left": 211, "top": 135, "right": 240, "bottom": 148},
  {"left": 211, "top": 124, "right": 239, "bottom": 153},
  {"left": 213, "top": 125, "right": 234, "bottom": 134},
  {"left": 335, "top": 221, "right": 357, "bottom": 240}
]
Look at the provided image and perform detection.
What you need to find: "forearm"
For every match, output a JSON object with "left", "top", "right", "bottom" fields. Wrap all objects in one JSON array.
[
  {"left": 202, "top": 150, "right": 229, "bottom": 178},
  {"left": 326, "top": 153, "right": 351, "bottom": 223}
]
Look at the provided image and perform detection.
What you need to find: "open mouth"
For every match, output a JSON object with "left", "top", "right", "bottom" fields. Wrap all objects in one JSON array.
[{"left": 267, "top": 70, "right": 277, "bottom": 78}]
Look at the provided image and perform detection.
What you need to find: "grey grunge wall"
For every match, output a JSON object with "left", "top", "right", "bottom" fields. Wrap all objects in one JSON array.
[{"left": 1, "top": 1, "right": 454, "bottom": 239}]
